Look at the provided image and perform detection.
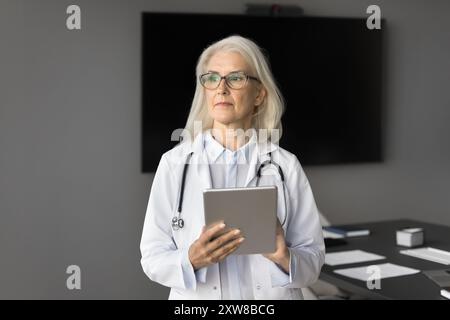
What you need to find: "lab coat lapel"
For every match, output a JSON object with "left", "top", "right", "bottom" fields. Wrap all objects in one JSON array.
[{"left": 191, "top": 132, "right": 212, "bottom": 192}]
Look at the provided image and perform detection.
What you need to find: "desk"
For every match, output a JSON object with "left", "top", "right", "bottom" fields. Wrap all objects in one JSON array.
[{"left": 319, "top": 219, "right": 450, "bottom": 299}]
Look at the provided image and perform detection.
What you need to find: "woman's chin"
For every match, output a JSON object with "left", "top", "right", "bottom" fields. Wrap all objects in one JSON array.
[
  {"left": 212, "top": 119, "right": 234, "bottom": 127},
  {"left": 211, "top": 114, "right": 236, "bottom": 125}
]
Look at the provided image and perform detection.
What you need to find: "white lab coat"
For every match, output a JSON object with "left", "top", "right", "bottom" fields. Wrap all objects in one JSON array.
[{"left": 140, "top": 131, "right": 325, "bottom": 299}]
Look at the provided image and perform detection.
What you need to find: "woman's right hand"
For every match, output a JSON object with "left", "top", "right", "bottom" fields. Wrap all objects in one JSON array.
[{"left": 188, "top": 222, "right": 245, "bottom": 271}]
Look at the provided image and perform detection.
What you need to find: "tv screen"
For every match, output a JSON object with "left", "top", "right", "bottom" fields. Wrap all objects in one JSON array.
[{"left": 142, "top": 12, "right": 383, "bottom": 172}]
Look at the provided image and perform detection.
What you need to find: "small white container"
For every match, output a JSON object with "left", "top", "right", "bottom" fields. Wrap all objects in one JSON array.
[{"left": 396, "top": 228, "right": 424, "bottom": 247}]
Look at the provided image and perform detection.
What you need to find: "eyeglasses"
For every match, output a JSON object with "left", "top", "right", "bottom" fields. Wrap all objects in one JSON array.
[{"left": 199, "top": 71, "right": 261, "bottom": 90}]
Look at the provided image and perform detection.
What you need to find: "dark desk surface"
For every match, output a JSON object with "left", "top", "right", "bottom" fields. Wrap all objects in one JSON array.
[{"left": 319, "top": 219, "right": 450, "bottom": 300}]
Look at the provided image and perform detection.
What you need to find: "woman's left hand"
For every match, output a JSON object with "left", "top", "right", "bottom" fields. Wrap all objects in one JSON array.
[{"left": 263, "top": 220, "right": 290, "bottom": 273}]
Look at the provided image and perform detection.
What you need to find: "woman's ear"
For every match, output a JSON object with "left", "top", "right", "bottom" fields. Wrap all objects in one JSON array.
[{"left": 255, "top": 86, "right": 267, "bottom": 106}]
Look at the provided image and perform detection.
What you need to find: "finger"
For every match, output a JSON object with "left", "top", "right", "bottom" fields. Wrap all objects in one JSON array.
[
  {"left": 200, "top": 222, "right": 226, "bottom": 243},
  {"left": 202, "top": 220, "right": 224, "bottom": 234},
  {"left": 215, "top": 246, "right": 239, "bottom": 263},
  {"left": 205, "top": 220, "right": 225, "bottom": 230},
  {"left": 206, "top": 228, "right": 241, "bottom": 252},
  {"left": 214, "top": 237, "right": 245, "bottom": 262},
  {"left": 212, "top": 236, "right": 244, "bottom": 259}
]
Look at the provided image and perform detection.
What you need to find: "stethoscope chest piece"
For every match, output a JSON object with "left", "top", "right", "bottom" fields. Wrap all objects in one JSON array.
[{"left": 172, "top": 216, "right": 184, "bottom": 230}]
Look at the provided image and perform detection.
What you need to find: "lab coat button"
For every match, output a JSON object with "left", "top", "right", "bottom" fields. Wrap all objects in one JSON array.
[
  {"left": 256, "top": 285, "right": 261, "bottom": 290},
  {"left": 213, "top": 286, "right": 217, "bottom": 290}
]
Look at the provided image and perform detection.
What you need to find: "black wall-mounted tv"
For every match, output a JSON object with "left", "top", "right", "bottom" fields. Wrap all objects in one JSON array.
[{"left": 142, "top": 12, "right": 383, "bottom": 172}]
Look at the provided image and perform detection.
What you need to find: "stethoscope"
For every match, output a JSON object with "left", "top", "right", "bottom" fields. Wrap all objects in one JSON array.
[{"left": 171, "top": 151, "right": 288, "bottom": 231}]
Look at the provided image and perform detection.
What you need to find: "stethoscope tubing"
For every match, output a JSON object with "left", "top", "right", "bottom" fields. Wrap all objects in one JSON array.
[{"left": 172, "top": 151, "right": 287, "bottom": 230}]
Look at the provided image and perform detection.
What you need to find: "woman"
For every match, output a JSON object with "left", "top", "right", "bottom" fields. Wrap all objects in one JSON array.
[{"left": 140, "top": 35, "right": 325, "bottom": 299}]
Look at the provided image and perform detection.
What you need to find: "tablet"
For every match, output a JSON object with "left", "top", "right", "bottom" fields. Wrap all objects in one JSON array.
[{"left": 203, "top": 186, "right": 277, "bottom": 255}]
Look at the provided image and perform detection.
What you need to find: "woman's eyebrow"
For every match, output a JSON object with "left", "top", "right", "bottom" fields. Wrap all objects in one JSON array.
[{"left": 206, "top": 70, "right": 245, "bottom": 74}]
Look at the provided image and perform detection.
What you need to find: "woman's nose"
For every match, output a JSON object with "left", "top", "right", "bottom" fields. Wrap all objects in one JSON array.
[{"left": 216, "top": 78, "right": 229, "bottom": 94}]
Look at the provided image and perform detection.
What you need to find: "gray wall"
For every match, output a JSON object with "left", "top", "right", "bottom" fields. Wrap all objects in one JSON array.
[{"left": 0, "top": 0, "right": 449, "bottom": 299}]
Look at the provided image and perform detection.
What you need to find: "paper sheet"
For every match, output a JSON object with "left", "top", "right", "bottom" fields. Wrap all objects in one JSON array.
[
  {"left": 400, "top": 247, "right": 450, "bottom": 265},
  {"left": 325, "top": 250, "right": 385, "bottom": 266},
  {"left": 334, "top": 263, "right": 420, "bottom": 281}
]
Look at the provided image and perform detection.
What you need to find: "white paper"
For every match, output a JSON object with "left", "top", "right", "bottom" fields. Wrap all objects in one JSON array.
[
  {"left": 334, "top": 263, "right": 420, "bottom": 281},
  {"left": 325, "top": 250, "right": 385, "bottom": 266},
  {"left": 403, "top": 228, "right": 422, "bottom": 233},
  {"left": 400, "top": 247, "right": 450, "bottom": 265},
  {"left": 441, "top": 289, "right": 450, "bottom": 300}
]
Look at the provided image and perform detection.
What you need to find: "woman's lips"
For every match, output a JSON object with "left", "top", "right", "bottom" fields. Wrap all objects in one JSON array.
[{"left": 214, "top": 102, "right": 233, "bottom": 107}]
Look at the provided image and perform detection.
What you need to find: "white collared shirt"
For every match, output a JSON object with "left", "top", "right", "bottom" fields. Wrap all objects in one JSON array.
[
  {"left": 201, "top": 129, "right": 288, "bottom": 299},
  {"left": 203, "top": 129, "right": 256, "bottom": 190}
]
